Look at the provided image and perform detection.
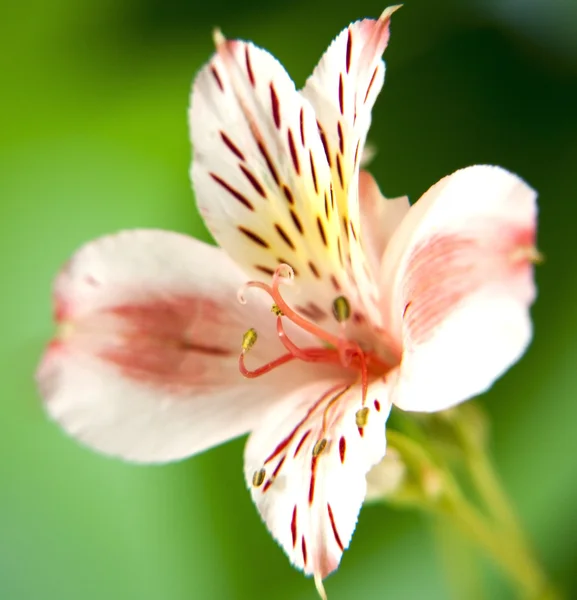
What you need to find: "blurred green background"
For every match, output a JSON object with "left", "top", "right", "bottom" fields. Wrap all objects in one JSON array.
[{"left": 2, "top": 0, "right": 577, "bottom": 598}]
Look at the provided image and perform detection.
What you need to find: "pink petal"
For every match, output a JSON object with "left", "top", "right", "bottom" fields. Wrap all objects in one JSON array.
[
  {"left": 300, "top": 8, "right": 400, "bottom": 329},
  {"left": 380, "top": 166, "right": 538, "bottom": 412},
  {"left": 37, "top": 230, "right": 325, "bottom": 463},
  {"left": 190, "top": 34, "right": 358, "bottom": 334},
  {"left": 358, "top": 170, "right": 410, "bottom": 269},
  {"left": 244, "top": 378, "right": 390, "bottom": 580}
]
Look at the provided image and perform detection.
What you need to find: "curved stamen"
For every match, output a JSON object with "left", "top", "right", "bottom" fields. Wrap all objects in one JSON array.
[
  {"left": 239, "top": 351, "right": 299, "bottom": 378},
  {"left": 240, "top": 268, "right": 347, "bottom": 350},
  {"left": 237, "top": 265, "right": 390, "bottom": 408}
]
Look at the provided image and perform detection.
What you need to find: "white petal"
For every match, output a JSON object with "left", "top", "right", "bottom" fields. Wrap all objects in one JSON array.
[
  {"left": 244, "top": 378, "right": 390, "bottom": 579},
  {"left": 358, "top": 170, "right": 410, "bottom": 269},
  {"left": 37, "top": 230, "right": 328, "bottom": 463},
  {"left": 379, "top": 166, "right": 538, "bottom": 412},
  {"left": 301, "top": 9, "right": 400, "bottom": 328},
  {"left": 190, "top": 35, "right": 359, "bottom": 334}
]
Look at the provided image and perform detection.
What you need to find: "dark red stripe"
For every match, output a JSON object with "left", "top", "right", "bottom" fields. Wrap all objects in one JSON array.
[
  {"left": 257, "top": 142, "right": 280, "bottom": 186},
  {"left": 338, "top": 73, "right": 344, "bottom": 115},
  {"left": 290, "top": 209, "right": 304, "bottom": 234},
  {"left": 318, "top": 122, "right": 332, "bottom": 167},
  {"left": 275, "top": 223, "right": 295, "bottom": 250},
  {"left": 294, "top": 429, "right": 312, "bottom": 457},
  {"left": 288, "top": 129, "right": 300, "bottom": 174},
  {"left": 328, "top": 503, "right": 344, "bottom": 551},
  {"left": 336, "top": 153, "right": 344, "bottom": 188},
  {"left": 256, "top": 265, "right": 275, "bottom": 276},
  {"left": 240, "top": 165, "right": 266, "bottom": 198},
  {"left": 238, "top": 226, "right": 268, "bottom": 247},
  {"left": 317, "top": 217, "right": 328, "bottom": 246},
  {"left": 364, "top": 66, "right": 378, "bottom": 103},
  {"left": 283, "top": 184, "right": 295, "bottom": 205},
  {"left": 291, "top": 506, "right": 298, "bottom": 547},
  {"left": 309, "top": 151, "right": 318, "bottom": 194},
  {"left": 309, "top": 456, "right": 318, "bottom": 505},
  {"left": 210, "top": 66, "right": 223, "bottom": 91},
  {"left": 346, "top": 29, "right": 352, "bottom": 73},
  {"left": 210, "top": 173, "right": 253, "bottom": 210},
  {"left": 272, "top": 455, "right": 286, "bottom": 478},
  {"left": 270, "top": 83, "right": 281, "bottom": 129},
  {"left": 220, "top": 132, "right": 244, "bottom": 160},
  {"left": 339, "top": 436, "right": 346, "bottom": 464},
  {"left": 245, "top": 46, "right": 255, "bottom": 86}
]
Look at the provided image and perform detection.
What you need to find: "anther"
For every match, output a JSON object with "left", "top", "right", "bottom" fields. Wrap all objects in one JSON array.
[
  {"left": 242, "top": 328, "right": 258, "bottom": 353},
  {"left": 312, "top": 438, "right": 328, "bottom": 457},
  {"left": 332, "top": 295, "right": 351, "bottom": 323},
  {"left": 252, "top": 468, "right": 266, "bottom": 487},
  {"left": 355, "top": 407, "right": 369, "bottom": 428},
  {"left": 271, "top": 303, "right": 283, "bottom": 316}
]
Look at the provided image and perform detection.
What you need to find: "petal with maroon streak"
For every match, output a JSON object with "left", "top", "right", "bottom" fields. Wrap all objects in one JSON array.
[
  {"left": 244, "top": 378, "right": 390, "bottom": 579},
  {"left": 380, "top": 165, "right": 538, "bottom": 412},
  {"left": 37, "top": 230, "right": 328, "bottom": 463}
]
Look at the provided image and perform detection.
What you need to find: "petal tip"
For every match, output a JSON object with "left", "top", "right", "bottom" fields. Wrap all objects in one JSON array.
[
  {"left": 212, "top": 27, "right": 226, "bottom": 49},
  {"left": 380, "top": 4, "right": 403, "bottom": 22}
]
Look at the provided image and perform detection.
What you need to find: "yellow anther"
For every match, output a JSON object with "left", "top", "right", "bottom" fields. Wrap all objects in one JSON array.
[
  {"left": 331, "top": 296, "right": 351, "bottom": 323},
  {"left": 271, "top": 303, "right": 283, "bottom": 316},
  {"left": 355, "top": 407, "right": 370, "bottom": 428},
  {"left": 252, "top": 468, "right": 266, "bottom": 487},
  {"left": 242, "top": 328, "right": 258, "bottom": 353},
  {"left": 312, "top": 438, "right": 328, "bottom": 457}
]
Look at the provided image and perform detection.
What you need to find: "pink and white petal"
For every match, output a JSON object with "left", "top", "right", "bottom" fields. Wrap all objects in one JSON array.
[
  {"left": 358, "top": 170, "right": 410, "bottom": 269},
  {"left": 38, "top": 230, "right": 331, "bottom": 463},
  {"left": 190, "top": 35, "right": 361, "bottom": 333},
  {"left": 244, "top": 378, "right": 390, "bottom": 580},
  {"left": 300, "top": 8, "right": 400, "bottom": 329},
  {"left": 379, "top": 166, "right": 538, "bottom": 412}
]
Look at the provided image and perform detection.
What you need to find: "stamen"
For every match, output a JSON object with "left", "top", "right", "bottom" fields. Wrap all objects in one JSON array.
[
  {"left": 241, "top": 328, "right": 258, "bottom": 353},
  {"left": 332, "top": 295, "right": 351, "bottom": 323},
  {"left": 252, "top": 468, "right": 266, "bottom": 487},
  {"left": 321, "top": 386, "right": 351, "bottom": 435},
  {"left": 236, "top": 265, "right": 389, "bottom": 406},
  {"left": 312, "top": 438, "right": 328, "bottom": 457},
  {"left": 239, "top": 351, "right": 298, "bottom": 379},
  {"left": 355, "top": 407, "right": 370, "bottom": 428}
]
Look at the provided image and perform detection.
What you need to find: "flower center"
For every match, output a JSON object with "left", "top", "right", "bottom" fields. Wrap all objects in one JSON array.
[{"left": 237, "top": 264, "right": 391, "bottom": 406}]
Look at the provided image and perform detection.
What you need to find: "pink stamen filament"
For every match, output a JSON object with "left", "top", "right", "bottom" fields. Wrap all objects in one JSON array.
[{"left": 238, "top": 265, "right": 390, "bottom": 405}]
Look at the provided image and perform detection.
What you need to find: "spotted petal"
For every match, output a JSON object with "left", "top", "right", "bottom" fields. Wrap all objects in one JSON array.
[
  {"left": 244, "top": 378, "right": 390, "bottom": 581},
  {"left": 301, "top": 7, "right": 400, "bottom": 327},
  {"left": 190, "top": 35, "right": 358, "bottom": 332},
  {"left": 380, "top": 166, "right": 538, "bottom": 412},
  {"left": 37, "top": 230, "right": 328, "bottom": 463}
]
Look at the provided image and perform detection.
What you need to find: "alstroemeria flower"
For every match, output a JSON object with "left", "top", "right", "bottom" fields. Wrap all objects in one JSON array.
[{"left": 36, "top": 7, "right": 539, "bottom": 595}]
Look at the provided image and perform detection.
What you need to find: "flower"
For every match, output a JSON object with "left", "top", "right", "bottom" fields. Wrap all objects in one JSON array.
[{"left": 36, "top": 7, "right": 539, "bottom": 597}]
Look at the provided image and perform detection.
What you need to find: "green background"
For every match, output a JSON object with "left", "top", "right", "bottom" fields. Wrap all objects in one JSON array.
[{"left": 2, "top": 0, "right": 576, "bottom": 598}]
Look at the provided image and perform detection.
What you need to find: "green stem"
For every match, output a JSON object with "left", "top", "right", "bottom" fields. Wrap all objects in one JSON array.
[
  {"left": 452, "top": 418, "right": 526, "bottom": 541},
  {"left": 387, "top": 430, "right": 561, "bottom": 599},
  {"left": 438, "top": 490, "right": 555, "bottom": 599}
]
